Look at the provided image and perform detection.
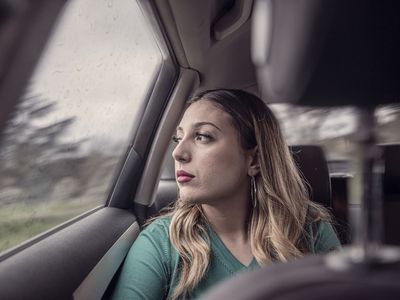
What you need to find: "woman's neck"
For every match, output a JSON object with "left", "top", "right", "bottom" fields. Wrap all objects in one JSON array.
[
  {"left": 200, "top": 197, "right": 254, "bottom": 265},
  {"left": 200, "top": 197, "right": 251, "bottom": 242}
]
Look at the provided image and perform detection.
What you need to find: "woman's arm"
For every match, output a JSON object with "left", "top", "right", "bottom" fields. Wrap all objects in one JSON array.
[{"left": 111, "top": 220, "right": 171, "bottom": 300}]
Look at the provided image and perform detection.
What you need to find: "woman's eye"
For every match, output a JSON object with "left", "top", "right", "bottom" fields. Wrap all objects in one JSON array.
[
  {"left": 172, "top": 135, "right": 181, "bottom": 143},
  {"left": 195, "top": 133, "right": 212, "bottom": 142}
]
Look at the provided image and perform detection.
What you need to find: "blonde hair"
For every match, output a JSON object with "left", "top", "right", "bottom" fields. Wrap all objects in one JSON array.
[{"left": 162, "top": 89, "right": 330, "bottom": 299}]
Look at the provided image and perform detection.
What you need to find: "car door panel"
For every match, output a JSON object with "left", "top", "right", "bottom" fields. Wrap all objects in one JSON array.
[
  {"left": 0, "top": 208, "right": 137, "bottom": 300},
  {"left": 73, "top": 220, "right": 140, "bottom": 300}
]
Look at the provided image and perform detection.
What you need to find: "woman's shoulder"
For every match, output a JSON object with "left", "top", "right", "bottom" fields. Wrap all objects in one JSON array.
[
  {"left": 132, "top": 215, "right": 173, "bottom": 256},
  {"left": 306, "top": 219, "right": 341, "bottom": 253},
  {"left": 309, "top": 219, "right": 334, "bottom": 236},
  {"left": 148, "top": 214, "right": 172, "bottom": 224},
  {"left": 142, "top": 215, "right": 172, "bottom": 235}
]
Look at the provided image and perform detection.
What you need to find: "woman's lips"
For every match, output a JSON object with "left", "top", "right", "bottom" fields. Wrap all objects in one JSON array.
[{"left": 176, "top": 170, "right": 195, "bottom": 183}]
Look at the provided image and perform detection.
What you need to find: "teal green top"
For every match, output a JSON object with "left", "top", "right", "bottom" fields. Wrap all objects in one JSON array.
[{"left": 111, "top": 216, "right": 340, "bottom": 300}]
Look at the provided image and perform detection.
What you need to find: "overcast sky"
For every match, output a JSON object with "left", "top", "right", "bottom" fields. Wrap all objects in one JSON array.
[{"left": 27, "top": 0, "right": 160, "bottom": 153}]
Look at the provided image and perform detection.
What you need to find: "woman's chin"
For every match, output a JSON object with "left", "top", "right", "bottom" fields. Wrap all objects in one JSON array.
[
  {"left": 179, "top": 192, "right": 205, "bottom": 204},
  {"left": 179, "top": 195, "right": 199, "bottom": 204},
  {"left": 179, "top": 195, "right": 215, "bottom": 207}
]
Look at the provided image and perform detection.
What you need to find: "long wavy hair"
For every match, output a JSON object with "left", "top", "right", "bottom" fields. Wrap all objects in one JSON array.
[{"left": 163, "top": 89, "right": 330, "bottom": 299}]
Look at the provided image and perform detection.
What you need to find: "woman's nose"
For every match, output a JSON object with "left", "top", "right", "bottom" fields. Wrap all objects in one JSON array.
[{"left": 172, "top": 140, "right": 191, "bottom": 163}]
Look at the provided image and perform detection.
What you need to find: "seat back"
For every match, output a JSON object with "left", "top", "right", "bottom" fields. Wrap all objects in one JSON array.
[
  {"left": 382, "top": 144, "right": 400, "bottom": 245},
  {"left": 291, "top": 145, "right": 331, "bottom": 207}
]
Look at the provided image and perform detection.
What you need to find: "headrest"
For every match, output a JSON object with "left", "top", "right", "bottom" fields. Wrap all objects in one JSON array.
[
  {"left": 252, "top": 0, "right": 400, "bottom": 106},
  {"left": 382, "top": 145, "right": 400, "bottom": 196},
  {"left": 290, "top": 145, "right": 331, "bottom": 207}
]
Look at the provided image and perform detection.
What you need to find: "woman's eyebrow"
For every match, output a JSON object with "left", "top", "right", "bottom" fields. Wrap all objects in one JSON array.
[
  {"left": 176, "top": 122, "right": 222, "bottom": 132},
  {"left": 193, "top": 122, "right": 222, "bottom": 131}
]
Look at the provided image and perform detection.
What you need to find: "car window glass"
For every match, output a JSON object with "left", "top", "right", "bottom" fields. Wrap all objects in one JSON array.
[
  {"left": 271, "top": 104, "right": 400, "bottom": 174},
  {"left": 0, "top": 0, "right": 161, "bottom": 253}
]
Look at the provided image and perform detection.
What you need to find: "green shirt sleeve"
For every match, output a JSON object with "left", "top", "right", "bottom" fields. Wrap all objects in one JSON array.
[
  {"left": 111, "top": 219, "right": 171, "bottom": 300},
  {"left": 312, "top": 220, "right": 341, "bottom": 253}
]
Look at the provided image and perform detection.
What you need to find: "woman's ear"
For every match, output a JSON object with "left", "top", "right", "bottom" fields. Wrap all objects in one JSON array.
[{"left": 247, "top": 146, "right": 260, "bottom": 177}]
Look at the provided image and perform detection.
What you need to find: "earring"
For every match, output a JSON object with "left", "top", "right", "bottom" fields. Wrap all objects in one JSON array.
[{"left": 251, "top": 176, "right": 257, "bottom": 208}]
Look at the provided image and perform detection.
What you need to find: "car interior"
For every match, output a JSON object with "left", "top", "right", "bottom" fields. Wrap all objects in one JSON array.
[
  {"left": 0, "top": 0, "right": 399, "bottom": 299},
  {"left": 201, "top": 0, "right": 400, "bottom": 299}
]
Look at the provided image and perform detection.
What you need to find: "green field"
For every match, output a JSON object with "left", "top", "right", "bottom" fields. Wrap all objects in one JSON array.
[{"left": 0, "top": 199, "right": 101, "bottom": 253}]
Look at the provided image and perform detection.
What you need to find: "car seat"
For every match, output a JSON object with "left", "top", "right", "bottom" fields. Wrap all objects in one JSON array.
[{"left": 382, "top": 144, "right": 400, "bottom": 245}]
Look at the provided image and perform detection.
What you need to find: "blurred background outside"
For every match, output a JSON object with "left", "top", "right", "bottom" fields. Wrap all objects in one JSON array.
[{"left": 0, "top": 0, "right": 161, "bottom": 252}]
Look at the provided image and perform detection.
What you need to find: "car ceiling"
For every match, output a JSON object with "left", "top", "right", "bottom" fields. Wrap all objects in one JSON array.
[{"left": 153, "top": 0, "right": 258, "bottom": 93}]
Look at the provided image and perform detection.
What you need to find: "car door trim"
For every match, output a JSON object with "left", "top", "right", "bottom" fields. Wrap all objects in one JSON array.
[{"left": 73, "top": 221, "right": 140, "bottom": 300}]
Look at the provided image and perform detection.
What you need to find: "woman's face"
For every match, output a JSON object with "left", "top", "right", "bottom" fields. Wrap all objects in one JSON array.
[{"left": 172, "top": 99, "right": 255, "bottom": 205}]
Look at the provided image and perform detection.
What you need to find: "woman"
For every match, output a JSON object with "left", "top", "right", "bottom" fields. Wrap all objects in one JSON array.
[{"left": 111, "top": 89, "right": 340, "bottom": 300}]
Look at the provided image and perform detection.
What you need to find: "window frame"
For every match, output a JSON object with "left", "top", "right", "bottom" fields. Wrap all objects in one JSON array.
[{"left": 106, "top": 0, "right": 179, "bottom": 209}]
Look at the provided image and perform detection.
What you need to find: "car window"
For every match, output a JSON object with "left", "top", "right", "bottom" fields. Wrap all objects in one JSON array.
[
  {"left": 0, "top": 0, "right": 161, "bottom": 253},
  {"left": 271, "top": 104, "right": 400, "bottom": 174}
]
